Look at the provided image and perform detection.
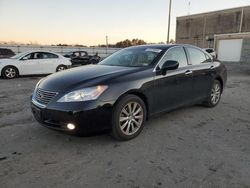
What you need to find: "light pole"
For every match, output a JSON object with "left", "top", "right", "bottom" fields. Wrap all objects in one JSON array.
[
  {"left": 106, "top": 35, "right": 108, "bottom": 56},
  {"left": 167, "top": 0, "right": 172, "bottom": 44}
]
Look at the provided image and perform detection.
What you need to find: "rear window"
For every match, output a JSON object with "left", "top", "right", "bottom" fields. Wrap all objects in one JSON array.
[
  {"left": 186, "top": 47, "right": 207, "bottom": 65},
  {"left": 42, "top": 53, "right": 58, "bottom": 59}
]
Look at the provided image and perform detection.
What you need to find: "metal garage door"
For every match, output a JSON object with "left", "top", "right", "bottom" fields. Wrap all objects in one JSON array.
[{"left": 217, "top": 39, "right": 243, "bottom": 62}]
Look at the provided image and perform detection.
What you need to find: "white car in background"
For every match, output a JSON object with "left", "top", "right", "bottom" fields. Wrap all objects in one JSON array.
[{"left": 0, "top": 51, "right": 71, "bottom": 79}]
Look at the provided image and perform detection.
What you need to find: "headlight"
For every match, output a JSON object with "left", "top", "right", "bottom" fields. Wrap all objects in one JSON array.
[{"left": 57, "top": 85, "right": 108, "bottom": 102}]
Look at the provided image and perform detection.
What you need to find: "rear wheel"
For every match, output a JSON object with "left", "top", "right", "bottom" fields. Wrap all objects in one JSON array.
[
  {"left": 56, "top": 65, "right": 67, "bottom": 72},
  {"left": 2, "top": 66, "right": 18, "bottom": 79},
  {"left": 205, "top": 80, "right": 222, "bottom": 107},
  {"left": 111, "top": 95, "right": 146, "bottom": 141}
]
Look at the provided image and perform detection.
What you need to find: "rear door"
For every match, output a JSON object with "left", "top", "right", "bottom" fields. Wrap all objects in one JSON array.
[
  {"left": 185, "top": 47, "right": 214, "bottom": 101},
  {"left": 152, "top": 47, "right": 193, "bottom": 113},
  {"left": 79, "top": 51, "right": 89, "bottom": 65},
  {"left": 39, "top": 52, "right": 59, "bottom": 74}
]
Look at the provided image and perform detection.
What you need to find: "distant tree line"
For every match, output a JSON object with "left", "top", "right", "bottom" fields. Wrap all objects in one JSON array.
[
  {"left": 55, "top": 44, "right": 87, "bottom": 47},
  {"left": 115, "top": 39, "right": 147, "bottom": 48},
  {"left": 95, "top": 38, "right": 147, "bottom": 48}
]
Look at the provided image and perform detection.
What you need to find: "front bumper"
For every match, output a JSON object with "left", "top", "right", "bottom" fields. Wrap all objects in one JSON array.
[{"left": 31, "top": 99, "right": 114, "bottom": 133}]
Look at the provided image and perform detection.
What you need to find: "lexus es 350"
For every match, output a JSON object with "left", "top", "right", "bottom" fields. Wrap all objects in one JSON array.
[{"left": 31, "top": 45, "right": 227, "bottom": 140}]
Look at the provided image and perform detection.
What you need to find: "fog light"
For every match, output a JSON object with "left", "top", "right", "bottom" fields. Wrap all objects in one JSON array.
[{"left": 67, "top": 123, "right": 75, "bottom": 130}]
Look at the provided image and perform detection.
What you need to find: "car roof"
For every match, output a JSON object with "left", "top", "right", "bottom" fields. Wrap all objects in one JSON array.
[
  {"left": 66, "top": 51, "right": 87, "bottom": 53},
  {"left": 23, "top": 50, "right": 59, "bottom": 54},
  {"left": 126, "top": 44, "right": 203, "bottom": 51}
]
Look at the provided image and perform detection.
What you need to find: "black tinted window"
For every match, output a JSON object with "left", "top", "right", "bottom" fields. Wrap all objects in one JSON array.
[
  {"left": 74, "top": 52, "right": 80, "bottom": 57},
  {"left": 80, "top": 52, "right": 87, "bottom": 56},
  {"left": 42, "top": 53, "right": 58, "bottom": 59},
  {"left": 23, "top": 53, "right": 33, "bottom": 60},
  {"left": 159, "top": 47, "right": 188, "bottom": 68},
  {"left": 33, "top": 53, "right": 43, "bottom": 59},
  {"left": 206, "top": 49, "right": 214, "bottom": 53},
  {"left": 187, "top": 47, "right": 207, "bottom": 65},
  {"left": 22, "top": 53, "right": 42, "bottom": 60}
]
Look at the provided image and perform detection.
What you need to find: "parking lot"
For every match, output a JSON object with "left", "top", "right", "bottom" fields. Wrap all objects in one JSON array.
[{"left": 0, "top": 63, "right": 250, "bottom": 188}]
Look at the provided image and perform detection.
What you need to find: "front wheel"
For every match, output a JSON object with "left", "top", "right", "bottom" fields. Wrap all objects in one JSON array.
[
  {"left": 111, "top": 95, "right": 146, "bottom": 141},
  {"left": 205, "top": 80, "right": 222, "bottom": 107},
  {"left": 56, "top": 65, "right": 67, "bottom": 72},
  {"left": 2, "top": 66, "right": 18, "bottom": 79}
]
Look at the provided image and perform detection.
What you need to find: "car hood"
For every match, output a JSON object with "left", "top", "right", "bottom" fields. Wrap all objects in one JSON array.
[{"left": 38, "top": 65, "right": 140, "bottom": 92}]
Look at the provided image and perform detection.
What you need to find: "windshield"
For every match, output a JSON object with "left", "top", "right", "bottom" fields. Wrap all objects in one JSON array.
[
  {"left": 99, "top": 47, "right": 163, "bottom": 67},
  {"left": 10, "top": 52, "right": 27, "bottom": 59}
]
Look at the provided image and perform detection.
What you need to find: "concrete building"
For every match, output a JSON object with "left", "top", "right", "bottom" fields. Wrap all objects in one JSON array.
[{"left": 176, "top": 6, "right": 250, "bottom": 63}]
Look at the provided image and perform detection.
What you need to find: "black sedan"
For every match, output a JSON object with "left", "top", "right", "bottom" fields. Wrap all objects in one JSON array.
[
  {"left": 31, "top": 44, "right": 227, "bottom": 140},
  {"left": 0, "top": 48, "right": 15, "bottom": 59},
  {"left": 64, "top": 51, "right": 100, "bottom": 66}
]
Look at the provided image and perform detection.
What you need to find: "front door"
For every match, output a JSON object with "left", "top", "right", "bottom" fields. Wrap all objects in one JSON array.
[
  {"left": 152, "top": 47, "right": 193, "bottom": 114},
  {"left": 19, "top": 52, "right": 43, "bottom": 75}
]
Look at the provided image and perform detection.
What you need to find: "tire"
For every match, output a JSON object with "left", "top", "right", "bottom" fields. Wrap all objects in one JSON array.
[
  {"left": 111, "top": 95, "right": 147, "bottom": 141},
  {"left": 56, "top": 65, "right": 67, "bottom": 72},
  {"left": 2, "top": 66, "right": 18, "bottom": 79},
  {"left": 204, "top": 80, "right": 222, "bottom": 107}
]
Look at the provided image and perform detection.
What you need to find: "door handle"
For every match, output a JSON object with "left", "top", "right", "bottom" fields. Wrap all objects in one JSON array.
[
  {"left": 185, "top": 70, "right": 193, "bottom": 75},
  {"left": 210, "top": 65, "right": 215, "bottom": 69}
]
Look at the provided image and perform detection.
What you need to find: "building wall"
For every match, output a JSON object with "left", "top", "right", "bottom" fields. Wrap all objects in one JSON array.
[
  {"left": 176, "top": 6, "right": 250, "bottom": 48},
  {"left": 241, "top": 39, "right": 250, "bottom": 63},
  {"left": 242, "top": 7, "right": 250, "bottom": 32}
]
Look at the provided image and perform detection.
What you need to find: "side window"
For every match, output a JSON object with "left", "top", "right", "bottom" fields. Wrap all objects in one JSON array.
[
  {"left": 22, "top": 53, "right": 33, "bottom": 60},
  {"left": 42, "top": 53, "right": 58, "bottom": 59},
  {"left": 205, "top": 54, "right": 213, "bottom": 63},
  {"left": 186, "top": 47, "right": 207, "bottom": 65},
  {"left": 33, "top": 53, "right": 43, "bottom": 59},
  {"left": 80, "top": 52, "right": 87, "bottom": 57},
  {"left": 159, "top": 47, "right": 188, "bottom": 68},
  {"left": 74, "top": 52, "right": 80, "bottom": 57}
]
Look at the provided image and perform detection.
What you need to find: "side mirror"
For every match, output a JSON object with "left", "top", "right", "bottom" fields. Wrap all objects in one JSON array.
[
  {"left": 157, "top": 60, "right": 179, "bottom": 75},
  {"left": 21, "top": 56, "right": 29, "bottom": 61}
]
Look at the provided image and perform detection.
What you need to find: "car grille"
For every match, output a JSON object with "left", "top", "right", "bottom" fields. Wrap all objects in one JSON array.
[{"left": 35, "top": 88, "right": 58, "bottom": 105}]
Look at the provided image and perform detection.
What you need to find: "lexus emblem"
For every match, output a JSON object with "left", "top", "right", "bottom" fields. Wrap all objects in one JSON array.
[{"left": 39, "top": 94, "right": 44, "bottom": 99}]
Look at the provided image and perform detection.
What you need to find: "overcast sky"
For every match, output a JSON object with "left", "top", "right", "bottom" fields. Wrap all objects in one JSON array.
[{"left": 0, "top": 0, "right": 250, "bottom": 45}]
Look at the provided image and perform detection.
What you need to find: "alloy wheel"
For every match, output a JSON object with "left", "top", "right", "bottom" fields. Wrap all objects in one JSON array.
[
  {"left": 5, "top": 68, "right": 16, "bottom": 78},
  {"left": 58, "top": 66, "right": 66, "bottom": 71},
  {"left": 119, "top": 102, "right": 144, "bottom": 136},
  {"left": 211, "top": 82, "right": 221, "bottom": 105}
]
